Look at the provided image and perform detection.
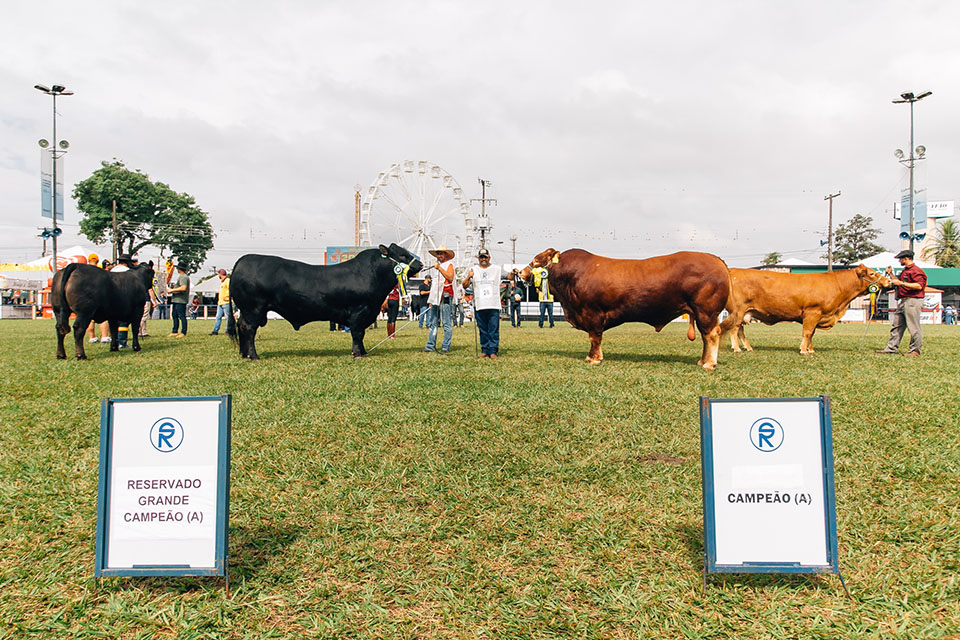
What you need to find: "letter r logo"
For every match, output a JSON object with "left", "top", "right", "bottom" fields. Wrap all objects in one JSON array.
[
  {"left": 150, "top": 417, "right": 184, "bottom": 452},
  {"left": 749, "top": 417, "right": 784, "bottom": 452}
]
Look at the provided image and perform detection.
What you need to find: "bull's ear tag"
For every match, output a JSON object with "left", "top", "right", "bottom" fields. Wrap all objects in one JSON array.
[{"left": 551, "top": 254, "right": 559, "bottom": 264}]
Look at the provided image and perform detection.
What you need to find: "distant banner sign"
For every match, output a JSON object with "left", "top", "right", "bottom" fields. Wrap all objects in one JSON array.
[
  {"left": 95, "top": 395, "right": 231, "bottom": 577},
  {"left": 894, "top": 199, "right": 953, "bottom": 221},
  {"left": 325, "top": 246, "right": 367, "bottom": 265},
  {"left": 40, "top": 150, "right": 64, "bottom": 221},
  {"left": 699, "top": 396, "right": 839, "bottom": 574}
]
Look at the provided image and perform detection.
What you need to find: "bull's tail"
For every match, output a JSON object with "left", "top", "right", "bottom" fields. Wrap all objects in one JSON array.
[{"left": 52, "top": 263, "right": 82, "bottom": 318}]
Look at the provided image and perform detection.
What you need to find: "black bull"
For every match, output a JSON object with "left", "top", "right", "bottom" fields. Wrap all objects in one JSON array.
[
  {"left": 226, "top": 244, "right": 422, "bottom": 359},
  {"left": 51, "top": 262, "right": 155, "bottom": 359}
]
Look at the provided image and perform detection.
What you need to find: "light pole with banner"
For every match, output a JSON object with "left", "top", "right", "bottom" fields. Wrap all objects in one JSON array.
[
  {"left": 35, "top": 83, "right": 73, "bottom": 274},
  {"left": 892, "top": 90, "right": 932, "bottom": 252}
]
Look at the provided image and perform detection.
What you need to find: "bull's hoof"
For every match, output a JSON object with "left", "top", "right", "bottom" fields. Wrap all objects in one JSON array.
[
  {"left": 702, "top": 363, "right": 717, "bottom": 371},
  {"left": 76, "top": 355, "right": 87, "bottom": 361},
  {"left": 133, "top": 346, "right": 142, "bottom": 352},
  {"left": 585, "top": 357, "right": 603, "bottom": 365},
  {"left": 353, "top": 353, "right": 368, "bottom": 359},
  {"left": 57, "top": 354, "right": 66, "bottom": 360}
]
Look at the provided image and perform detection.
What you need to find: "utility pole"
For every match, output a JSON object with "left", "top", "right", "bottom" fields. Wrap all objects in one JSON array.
[
  {"left": 470, "top": 178, "right": 497, "bottom": 250},
  {"left": 824, "top": 191, "right": 840, "bottom": 271}
]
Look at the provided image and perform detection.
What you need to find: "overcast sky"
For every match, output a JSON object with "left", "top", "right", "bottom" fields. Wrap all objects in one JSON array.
[{"left": 2, "top": 1, "right": 957, "bottom": 269}]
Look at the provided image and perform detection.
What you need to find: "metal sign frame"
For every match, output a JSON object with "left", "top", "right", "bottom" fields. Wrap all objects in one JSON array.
[
  {"left": 699, "top": 396, "right": 839, "bottom": 575},
  {"left": 94, "top": 395, "right": 231, "bottom": 578}
]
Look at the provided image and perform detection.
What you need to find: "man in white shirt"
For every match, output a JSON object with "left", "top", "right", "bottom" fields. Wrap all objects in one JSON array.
[{"left": 462, "top": 248, "right": 502, "bottom": 359}]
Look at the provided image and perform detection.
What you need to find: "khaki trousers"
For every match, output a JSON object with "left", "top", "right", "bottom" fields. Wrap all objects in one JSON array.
[{"left": 885, "top": 297, "right": 923, "bottom": 353}]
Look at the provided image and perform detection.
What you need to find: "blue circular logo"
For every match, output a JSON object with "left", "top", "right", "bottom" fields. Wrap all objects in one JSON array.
[
  {"left": 749, "top": 417, "right": 784, "bottom": 452},
  {"left": 150, "top": 417, "right": 184, "bottom": 453}
]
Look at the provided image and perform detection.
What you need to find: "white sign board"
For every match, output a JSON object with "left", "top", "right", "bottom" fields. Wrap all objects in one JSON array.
[
  {"left": 95, "top": 396, "right": 231, "bottom": 577},
  {"left": 700, "top": 397, "right": 838, "bottom": 574},
  {"left": 894, "top": 200, "right": 954, "bottom": 219}
]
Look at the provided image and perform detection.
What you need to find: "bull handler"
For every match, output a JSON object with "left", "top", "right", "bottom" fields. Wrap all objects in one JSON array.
[
  {"left": 462, "top": 248, "right": 502, "bottom": 359},
  {"left": 876, "top": 249, "right": 927, "bottom": 357}
]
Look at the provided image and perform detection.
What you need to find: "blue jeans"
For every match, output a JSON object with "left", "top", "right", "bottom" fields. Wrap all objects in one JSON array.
[
  {"left": 510, "top": 301, "right": 522, "bottom": 327},
  {"left": 425, "top": 302, "right": 453, "bottom": 352},
  {"left": 539, "top": 302, "right": 554, "bottom": 327},
  {"left": 212, "top": 303, "right": 230, "bottom": 333},
  {"left": 172, "top": 303, "right": 187, "bottom": 335},
  {"left": 476, "top": 308, "right": 500, "bottom": 355}
]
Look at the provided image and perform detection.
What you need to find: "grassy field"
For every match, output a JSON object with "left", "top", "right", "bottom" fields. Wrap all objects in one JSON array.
[{"left": 1, "top": 316, "right": 958, "bottom": 638}]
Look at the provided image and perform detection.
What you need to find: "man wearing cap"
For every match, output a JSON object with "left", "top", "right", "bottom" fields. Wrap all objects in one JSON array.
[
  {"left": 210, "top": 269, "right": 231, "bottom": 335},
  {"left": 416, "top": 275, "right": 432, "bottom": 328},
  {"left": 877, "top": 249, "right": 927, "bottom": 356},
  {"left": 422, "top": 246, "right": 458, "bottom": 354},
  {"left": 168, "top": 261, "right": 191, "bottom": 338},
  {"left": 463, "top": 248, "right": 503, "bottom": 358}
]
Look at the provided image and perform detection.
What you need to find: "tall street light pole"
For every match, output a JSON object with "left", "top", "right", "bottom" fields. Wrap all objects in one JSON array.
[
  {"left": 35, "top": 83, "right": 74, "bottom": 275},
  {"left": 892, "top": 90, "right": 932, "bottom": 252}
]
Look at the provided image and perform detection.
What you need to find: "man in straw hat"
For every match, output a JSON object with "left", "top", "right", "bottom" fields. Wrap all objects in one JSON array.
[{"left": 421, "top": 245, "right": 458, "bottom": 354}]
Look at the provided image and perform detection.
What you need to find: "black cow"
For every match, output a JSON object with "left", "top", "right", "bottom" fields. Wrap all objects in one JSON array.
[
  {"left": 227, "top": 243, "right": 422, "bottom": 359},
  {"left": 51, "top": 262, "right": 155, "bottom": 359}
]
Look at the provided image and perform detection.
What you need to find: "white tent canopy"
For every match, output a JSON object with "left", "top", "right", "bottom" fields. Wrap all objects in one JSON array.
[{"left": 859, "top": 251, "right": 938, "bottom": 271}]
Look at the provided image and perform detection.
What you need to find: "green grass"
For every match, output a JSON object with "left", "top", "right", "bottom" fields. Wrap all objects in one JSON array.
[{"left": 1, "top": 317, "right": 958, "bottom": 638}]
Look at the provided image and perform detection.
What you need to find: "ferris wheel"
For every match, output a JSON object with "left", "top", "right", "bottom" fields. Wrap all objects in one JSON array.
[{"left": 358, "top": 160, "right": 477, "bottom": 265}]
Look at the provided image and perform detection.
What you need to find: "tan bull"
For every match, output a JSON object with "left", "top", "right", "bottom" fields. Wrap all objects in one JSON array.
[{"left": 720, "top": 265, "right": 891, "bottom": 354}]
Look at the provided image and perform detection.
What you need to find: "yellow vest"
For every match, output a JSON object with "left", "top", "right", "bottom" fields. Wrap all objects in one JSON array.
[{"left": 217, "top": 278, "right": 231, "bottom": 305}]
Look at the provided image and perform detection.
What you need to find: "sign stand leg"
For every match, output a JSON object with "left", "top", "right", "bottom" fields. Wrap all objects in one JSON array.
[
  {"left": 224, "top": 566, "right": 230, "bottom": 599},
  {"left": 837, "top": 571, "right": 853, "bottom": 601},
  {"left": 701, "top": 567, "right": 707, "bottom": 596}
]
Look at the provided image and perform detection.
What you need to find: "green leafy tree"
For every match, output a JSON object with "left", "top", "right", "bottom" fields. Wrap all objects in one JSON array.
[
  {"left": 761, "top": 251, "right": 782, "bottom": 265},
  {"left": 828, "top": 214, "right": 885, "bottom": 265},
  {"left": 921, "top": 218, "right": 960, "bottom": 267},
  {"left": 73, "top": 160, "right": 214, "bottom": 272}
]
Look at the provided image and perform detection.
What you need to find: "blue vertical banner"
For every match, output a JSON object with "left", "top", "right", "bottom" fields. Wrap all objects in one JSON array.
[
  {"left": 900, "top": 188, "right": 911, "bottom": 237},
  {"left": 914, "top": 188, "right": 927, "bottom": 235},
  {"left": 40, "top": 149, "right": 64, "bottom": 221}
]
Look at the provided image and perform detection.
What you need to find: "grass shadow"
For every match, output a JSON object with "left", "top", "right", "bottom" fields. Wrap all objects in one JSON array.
[
  {"left": 675, "top": 523, "right": 837, "bottom": 592},
  {"left": 229, "top": 521, "right": 307, "bottom": 579}
]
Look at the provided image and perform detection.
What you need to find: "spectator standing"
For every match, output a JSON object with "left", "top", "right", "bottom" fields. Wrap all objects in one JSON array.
[
  {"left": 385, "top": 283, "right": 400, "bottom": 338},
  {"left": 112, "top": 254, "right": 137, "bottom": 348},
  {"left": 944, "top": 304, "right": 956, "bottom": 325},
  {"left": 422, "top": 247, "right": 457, "bottom": 354},
  {"left": 85, "top": 254, "right": 111, "bottom": 344},
  {"left": 462, "top": 248, "right": 502, "bottom": 358},
  {"left": 877, "top": 249, "right": 927, "bottom": 356},
  {"left": 532, "top": 265, "right": 555, "bottom": 328},
  {"left": 169, "top": 262, "right": 191, "bottom": 338},
  {"left": 417, "top": 275, "right": 432, "bottom": 328},
  {"left": 508, "top": 269, "right": 524, "bottom": 328},
  {"left": 210, "top": 269, "right": 231, "bottom": 335}
]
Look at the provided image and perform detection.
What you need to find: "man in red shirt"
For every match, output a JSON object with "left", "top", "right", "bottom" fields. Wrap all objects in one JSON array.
[{"left": 877, "top": 249, "right": 927, "bottom": 356}]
